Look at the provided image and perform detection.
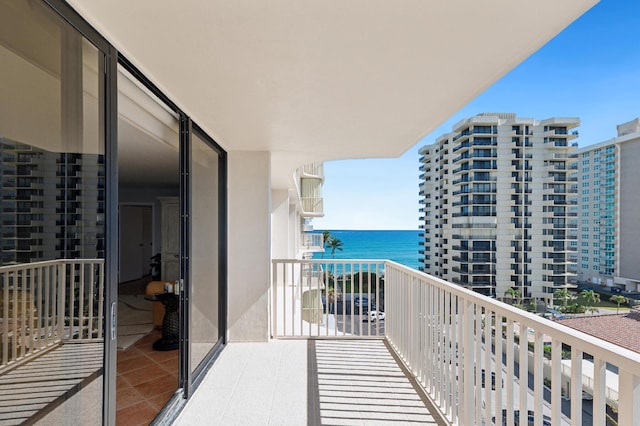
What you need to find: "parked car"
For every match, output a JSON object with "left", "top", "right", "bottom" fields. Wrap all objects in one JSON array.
[
  {"left": 363, "top": 310, "right": 385, "bottom": 322},
  {"left": 353, "top": 297, "right": 376, "bottom": 315},
  {"left": 494, "top": 409, "right": 551, "bottom": 426},
  {"left": 546, "top": 308, "right": 566, "bottom": 320}
]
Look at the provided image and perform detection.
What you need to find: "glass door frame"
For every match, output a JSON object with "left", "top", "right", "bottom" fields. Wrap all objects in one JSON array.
[
  {"left": 37, "top": 2, "right": 228, "bottom": 422},
  {"left": 40, "top": 1, "right": 117, "bottom": 424},
  {"left": 179, "top": 118, "right": 228, "bottom": 398}
]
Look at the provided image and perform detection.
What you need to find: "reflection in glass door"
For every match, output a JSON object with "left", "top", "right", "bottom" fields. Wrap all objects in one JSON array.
[{"left": 0, "top": 1, "right": 106, "bottom": 423}]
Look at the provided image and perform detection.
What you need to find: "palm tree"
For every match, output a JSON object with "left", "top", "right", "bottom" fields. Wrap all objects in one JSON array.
[
  {"left": 505, "top": 287, "right": 522, "bottom": 306},
  {"left": 326, "top": 236, "right": 344, "bottom": 259},
  {"left": 586, "top": 306, "right": 599, "bottom": 315},
  {"left": 610, "top": 294, "right": 627, "bottom": 314},
  {"left": 580, "top": 289, "right": 600, "bottom": 315},
  {"left": 321, "top": 230, "right": 331, "bottom": 259},
  {"left": 554, "top": 288, "right": 572, "bottom": 309}
]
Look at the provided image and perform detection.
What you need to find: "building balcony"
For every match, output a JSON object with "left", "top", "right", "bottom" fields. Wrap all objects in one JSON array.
[
  {"left": 300, "top": 232, "right": 324, "bottom": 252},
  {"left": 301, "top": 197, "right": 324, "bottom": 217},
  {"left": 300, "top": 163, "right": 324, "bottom": 179},
  {"left": 12, "top": 258, "right": 636, "bottom": 424},
  {"left": 260, "top": 259, "right": 640, "bottom": 425}
]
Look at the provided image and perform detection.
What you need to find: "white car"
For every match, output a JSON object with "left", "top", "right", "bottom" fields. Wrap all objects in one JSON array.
[{"left": 364, "top": 310, "right": 385, "bottom": 322}]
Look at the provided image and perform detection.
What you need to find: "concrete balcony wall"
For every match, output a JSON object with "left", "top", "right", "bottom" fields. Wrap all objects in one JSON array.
[{"left": 228, "top": 151, "right": 271, "bottom": 342}]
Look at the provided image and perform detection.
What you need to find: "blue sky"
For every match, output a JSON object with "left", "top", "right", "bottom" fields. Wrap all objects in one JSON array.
[{"left": 314, "top": 0, "right": 640, "bottom": 231}]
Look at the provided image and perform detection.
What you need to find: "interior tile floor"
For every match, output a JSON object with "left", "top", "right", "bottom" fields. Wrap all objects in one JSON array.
[{"left": 116, "top": 330, "right": 178, "bottom": 426}]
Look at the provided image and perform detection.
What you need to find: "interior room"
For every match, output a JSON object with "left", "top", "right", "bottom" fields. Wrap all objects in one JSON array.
[{"left": 115, "top": 66, "right": 180, "bottom": 424}]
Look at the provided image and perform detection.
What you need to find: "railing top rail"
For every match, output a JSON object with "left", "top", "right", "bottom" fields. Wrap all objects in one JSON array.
[
  {"left": 272, "top": 259, "right": 386, "bottom": 264},
  {"left": 273, "top": 258, "right": 640, "bottom": 370},
  {"left": 0, "top": 258, "right": 104, "bottom": 272},
  {"left": 383, "top": 260, "right": 640, "bottom": 371}
]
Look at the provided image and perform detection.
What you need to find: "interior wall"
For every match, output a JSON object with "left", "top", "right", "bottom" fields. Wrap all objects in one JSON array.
[{"left": 119, "top": 186, "right": 179, "bottom": 254}]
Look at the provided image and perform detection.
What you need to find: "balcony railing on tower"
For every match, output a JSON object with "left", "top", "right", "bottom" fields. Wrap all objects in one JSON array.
[{"left": 272, "top": 259, "right": 640, "bottom": 426}]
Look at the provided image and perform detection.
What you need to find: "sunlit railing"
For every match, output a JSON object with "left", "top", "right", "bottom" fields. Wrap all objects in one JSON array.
[
  {"left": 272, "top": 260, "right": 385, "bottom": 338},
  {"left": 1, "top": 259, "right": 104, "bottom": 371},
  {"left": 300, "top": 197, "right": 324, "bottom": 215},
  {"left": 300, "top": 233, "right": 324, "bottom": 252},
  {"left": 272, "top": 259, "right": 640, "bottom": 426}
]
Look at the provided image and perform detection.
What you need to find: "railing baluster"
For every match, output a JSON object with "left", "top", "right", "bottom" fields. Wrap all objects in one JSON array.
[
  {"left": 618, "top": 369, "right": 640, "bottom": 426},
  {"left": 533, "top": 330, "right": 544, "bottom": 424},
  {"left": 2, "top": 270, "right": 7, "bottom": 364},
  {"left": 58, "top": 262, "right": 66, "bottom": 341},
  {"left": 494, "top": 313, "right": 503, "bottom": 424},
  {"left": 87, "top": 263, "right": 95, "bottom": 339},
  {"left": 593, "top": 357, "right": 606, "bottom": 426},
  {"left": 268, "top": 260, "right": 640, "bottom": 425},
  {"left": 519, "top": 322, "right": 528, "bottom": 422},
  {"left": 551, "top": 338, "right": 562, "bottom": 425},
  {"left": 570, "top": 346, "right": 583, "bottom": 425},
  {"left": 505, "top": 319, "right": 514, "bottom": 426}
]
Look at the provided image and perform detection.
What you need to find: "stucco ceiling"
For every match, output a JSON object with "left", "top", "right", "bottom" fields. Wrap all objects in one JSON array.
[{"left": 67, "top": 0, "right": 598, "bottom": 189}]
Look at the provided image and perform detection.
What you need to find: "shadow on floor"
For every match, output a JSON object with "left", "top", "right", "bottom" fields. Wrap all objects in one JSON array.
[{"left": 308, "top": 340, "right": 443, "bottom": 425}]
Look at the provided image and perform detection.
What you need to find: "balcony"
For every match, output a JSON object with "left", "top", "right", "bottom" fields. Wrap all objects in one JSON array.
[
  {"left": 300, "top": 232, "right": 324, "bottom": 252},
  {"left": 206, "top": 259, "right": 640, "bottom": 426},
  {"left": 1, "top": 259, "right": 105, "bottom": 423},
  {"left": 301, "top": 196, "right": 324, "bottom": 217}
]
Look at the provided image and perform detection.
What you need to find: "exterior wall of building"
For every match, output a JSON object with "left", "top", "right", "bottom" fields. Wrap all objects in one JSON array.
[
  {"left": 419, "top": 113, "right": 578, "bottom": 304},
  {"left": 618, "top": 138, "right": 640, "bottom": 283},
  {"left": 576, "top": 119, "right": 640, "bottom": 291},
  {"left": 577, "top": 119, "right": 640, "bottom": 290}
]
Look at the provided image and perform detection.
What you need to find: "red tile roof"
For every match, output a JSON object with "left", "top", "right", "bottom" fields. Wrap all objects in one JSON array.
[{"left": 556, "top": 309, "right": 640, "bottom": 354}]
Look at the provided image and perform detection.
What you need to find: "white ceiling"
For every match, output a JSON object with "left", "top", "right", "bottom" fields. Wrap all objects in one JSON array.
[{"left": 68, "top": 0, "right": 598, "bottom": 190}]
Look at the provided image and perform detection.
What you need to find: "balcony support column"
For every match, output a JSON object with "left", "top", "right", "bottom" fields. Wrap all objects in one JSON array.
[{"left": 227, "top": 151, "right": 271, "bottom": 341}]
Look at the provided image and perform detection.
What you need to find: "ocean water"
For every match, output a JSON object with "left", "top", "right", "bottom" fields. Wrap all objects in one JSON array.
[{"left": 312, "top": 230, "right": 421, "bottom": 270}]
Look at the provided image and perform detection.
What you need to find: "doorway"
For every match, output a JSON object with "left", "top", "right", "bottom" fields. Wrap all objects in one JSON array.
[
  {"left": 119, "top": 205, "right": 153, "bottom": 284},
  {"left": 115, "top": 65, "right": 180, "bottom": 425}
]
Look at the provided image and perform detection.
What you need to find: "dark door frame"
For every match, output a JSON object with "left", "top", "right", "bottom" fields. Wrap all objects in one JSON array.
[{"left": 38, "top": 2, "right": 228, "bottom": 422}]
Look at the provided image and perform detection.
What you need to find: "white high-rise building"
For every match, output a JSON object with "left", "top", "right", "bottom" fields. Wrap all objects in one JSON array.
[
  {"left": 576, "top": 118, "right": 640, "bottom": 292},
  {"left": 419, "top": 113, "right": 579, "bottom": 305}
]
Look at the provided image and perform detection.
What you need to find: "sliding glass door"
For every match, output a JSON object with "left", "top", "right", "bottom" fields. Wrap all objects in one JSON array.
[
  {"left": 181, "top": 123, "right": 226, "bottom": 392},
  {"left": 0, "top": 1, "right": 110, "bottom": 423},
  {"left": 2, "top": 1, "right": 228, "bottom": 422}
]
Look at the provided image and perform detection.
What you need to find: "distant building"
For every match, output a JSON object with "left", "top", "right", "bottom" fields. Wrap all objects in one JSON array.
[
  {"left": 575, "top": 118, "right": 640, "bottom": 292},
  {"left": 0, "top": 137, "right": 105, "bottom": 265},
  {"left": 418, "top": 113, "right": 579, "bottom": 305}
]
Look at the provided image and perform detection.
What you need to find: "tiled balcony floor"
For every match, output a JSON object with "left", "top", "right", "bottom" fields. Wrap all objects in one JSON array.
[{"left": 176, "top": 339, "right": 444, "bottom": 425}]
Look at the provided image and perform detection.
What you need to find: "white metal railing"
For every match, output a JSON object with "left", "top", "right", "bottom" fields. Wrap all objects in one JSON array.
[
  {"left": 272, "top": 259, "right": 640, "bottom": 426},
  {"left": 301, "top": 163, "right": 324, "bottom": 178},
  {"left": 272, "top": 260, "right": 385, "bottom": 338},
  {"left": 300, "top": 197, "right": 324, "bottom": 215},
  {"left": 300, "top": 233, "right": 324, "bottom": 251},
  {"left": 1, "top": 259, "right": 104, "bottom": 371}
]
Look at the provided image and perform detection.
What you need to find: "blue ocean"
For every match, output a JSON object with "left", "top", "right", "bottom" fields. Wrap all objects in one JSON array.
[{"left": 312, "top": 230, "right": 421, "bottom": 270}]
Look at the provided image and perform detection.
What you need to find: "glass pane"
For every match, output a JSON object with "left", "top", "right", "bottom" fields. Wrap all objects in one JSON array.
[
  {"left": 116, "top": 65, "right": 180, "bottom": 422},
  {"left": 0, "top": 1, "right": 105, "bottom": 423},
  {"left": 190, "top": 133, "right": 220, "bottom": 371}
]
